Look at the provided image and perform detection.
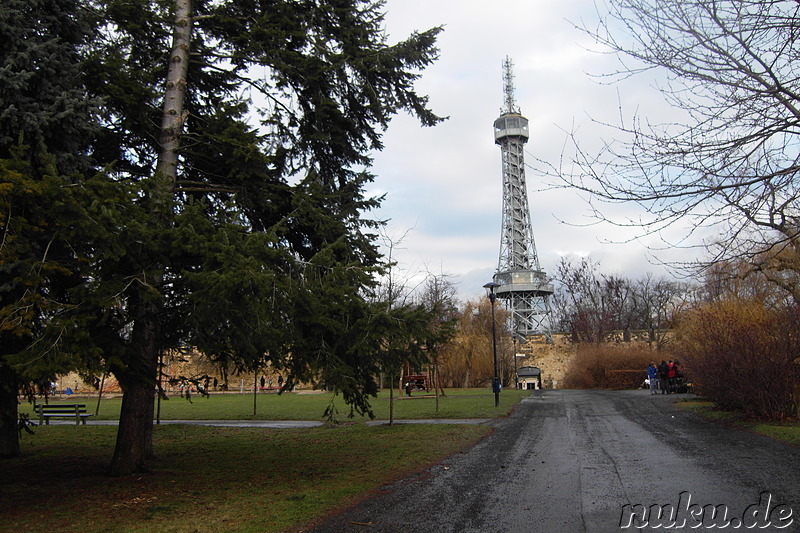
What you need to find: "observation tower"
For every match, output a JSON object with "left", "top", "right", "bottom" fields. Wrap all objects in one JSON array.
[{"left": 492, "top": 57, "right": 553, "bottom": 341}]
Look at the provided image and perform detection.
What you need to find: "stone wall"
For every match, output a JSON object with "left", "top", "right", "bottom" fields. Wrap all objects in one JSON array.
[
  {"left": 515, "top": 330, "right": 671, "bottom": 389},
  {"left": 514, "top": 333, "right": 576, "bottom": 389},
  {"left": 49, "top": 330, "right": 668, "bottom": 395},
  {"left": 48, "top": 349, "right": 287, "bottom": 398}
]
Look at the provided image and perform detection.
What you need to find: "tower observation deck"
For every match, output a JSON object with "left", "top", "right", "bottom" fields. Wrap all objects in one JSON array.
[{"left": 492, "top": 57, "right": 553, "bottom": 341}]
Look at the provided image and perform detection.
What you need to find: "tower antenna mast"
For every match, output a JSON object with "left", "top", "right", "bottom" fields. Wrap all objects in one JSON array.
[{"left": 502, "top": 57, "right": 518, "bottom": 114}]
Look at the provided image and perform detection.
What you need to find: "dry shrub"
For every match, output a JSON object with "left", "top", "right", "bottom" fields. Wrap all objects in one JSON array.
[
  {"left": 563, "top": 344, "right": 655, "bottom": 389},
  {"left": 607, "top": 369, "right": 647, "bottom": 389},
  {"left": 677, "top": 299, "right": 799, "bottom": 421}
]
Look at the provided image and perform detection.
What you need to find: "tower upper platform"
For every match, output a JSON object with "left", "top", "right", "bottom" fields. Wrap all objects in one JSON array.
[
  {"left": 494, "top": 112, "right": 529, "bottom": 144},
  {"left": 494, "top": 269, "right": 553, "bottom": 296}
]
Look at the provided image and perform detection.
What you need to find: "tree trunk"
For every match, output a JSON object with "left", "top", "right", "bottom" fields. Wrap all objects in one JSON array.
[
  {"left": 433, "top": 362, "right": 439, "bottom": 412},
  {"left": 388, "top": 375, "right": 394, "bottom": 426},
  {"left": 108, "top": 374, "right": 156, "bottom": 475},
  {"left": 107, "top": 0, "right": 192, "bottom": 477},
  {"left": 154, "top": 0, "right": 192, "bottom": 195},
  {"left": 0, "top": 363, "right": 20, "bottom": 458},
  {"left": 108, "top": 285, "right": 160, "bottom": 476},
  {"left": 253, "top": 374, "right": 258, "bottom": 416}
]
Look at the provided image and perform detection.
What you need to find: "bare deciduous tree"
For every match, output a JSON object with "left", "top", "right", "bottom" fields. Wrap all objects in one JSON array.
[
  {"left": 437, "top": 299, "right": 508, "bottom": 388},
  {"left": 632, "top": 274, "right": 688, "bottom": 349},
  {"left": 555, "top": 257, "right": 627, "bottom": 343},
  {"left": 552, "top": 0, "right": 800, "bottom": 296},
  {"left": 554, "top": 257, "right": 690, "bottom": 347}
]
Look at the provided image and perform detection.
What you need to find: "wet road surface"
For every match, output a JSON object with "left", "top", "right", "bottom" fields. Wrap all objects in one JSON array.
[{"left": 306, "top": 389, "right": 799, "bottom": 532}]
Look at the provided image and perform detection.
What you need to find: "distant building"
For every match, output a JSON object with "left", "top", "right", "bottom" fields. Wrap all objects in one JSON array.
[{"left": 517, "top": 366, "right": 542, "bottom": 390}]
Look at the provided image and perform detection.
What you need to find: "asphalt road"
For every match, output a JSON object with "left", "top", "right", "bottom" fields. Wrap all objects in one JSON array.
[{"left": 306, "top": 389, "right": 799, "bottom": 533}]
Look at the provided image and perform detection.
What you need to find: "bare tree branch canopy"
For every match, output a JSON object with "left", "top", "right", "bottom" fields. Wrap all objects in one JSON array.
[
  {"left": 554, "top": 0, "right": 800, "bottom": 283},
  {"left": 551, "top": 257, "right": 689, "bottom": 344}
]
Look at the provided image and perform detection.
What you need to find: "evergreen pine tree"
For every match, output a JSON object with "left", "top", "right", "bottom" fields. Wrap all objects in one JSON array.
[
  {"left": 78, "top": 0, "right": 444, "bottom": 475},
  {"left": 0, "top": 0, "right": 105, "bottom": 457}
]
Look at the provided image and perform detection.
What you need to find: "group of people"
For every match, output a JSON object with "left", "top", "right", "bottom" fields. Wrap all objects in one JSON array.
[{"left": 647, "top": 359, "right": 685, "bottom": 395}]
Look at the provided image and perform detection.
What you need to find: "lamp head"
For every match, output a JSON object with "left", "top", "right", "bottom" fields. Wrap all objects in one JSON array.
[{"left": 483, "top": 281, "right": 500, "bottom": 302}]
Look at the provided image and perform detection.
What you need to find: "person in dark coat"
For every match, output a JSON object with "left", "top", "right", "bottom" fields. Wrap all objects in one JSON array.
[{"left": 658, "top": 360, "right": 669, "bottom": 395}]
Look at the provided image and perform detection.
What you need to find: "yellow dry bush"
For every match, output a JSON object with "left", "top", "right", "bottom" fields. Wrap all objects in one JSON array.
[
  {"left": 563, "top": 344, "right": 655, "bottom": 389},
  {"left": 676, "top": 298, "right": 799, "bottom": 420}
]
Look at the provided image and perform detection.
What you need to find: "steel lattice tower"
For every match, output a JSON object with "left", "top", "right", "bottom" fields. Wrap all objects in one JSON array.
[{"left": 492, "top": 57, "right": 553, "bottom": 341}]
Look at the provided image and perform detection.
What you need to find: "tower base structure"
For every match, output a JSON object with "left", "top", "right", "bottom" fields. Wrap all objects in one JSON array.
[{"left": 494, "top": 269, "right": 554, "bottom": 342}]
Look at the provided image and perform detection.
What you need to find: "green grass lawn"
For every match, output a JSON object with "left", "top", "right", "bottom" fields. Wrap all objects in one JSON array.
[
  {"left": 1, "top": 423, "right": 491, "bottom": 532},
  {"left": 675, "top": 399, "right": 800, "bottom": 447},
  {"left": 4, "top": 388, "right": 529, "bottom": 532},
  {"left": 19, "top": 388, "right": 530, "bottom": 421}
]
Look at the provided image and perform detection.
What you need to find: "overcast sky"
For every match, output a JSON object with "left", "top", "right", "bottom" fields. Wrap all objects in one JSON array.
[{"left": 368, "top": 0, "right": 698, "bottom": 302}]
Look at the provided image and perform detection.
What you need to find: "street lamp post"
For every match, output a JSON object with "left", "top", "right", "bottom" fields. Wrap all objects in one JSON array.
[
  {"left": 484, "top": 282, "right": 501, "bottom": 407},
  {"left": 513, "top": 334, "right": 518, "bottom": 389}
]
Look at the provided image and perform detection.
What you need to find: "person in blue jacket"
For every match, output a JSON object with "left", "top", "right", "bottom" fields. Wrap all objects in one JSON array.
[{"left": 647, "top": 362, "right": 659, "bottom": 395}]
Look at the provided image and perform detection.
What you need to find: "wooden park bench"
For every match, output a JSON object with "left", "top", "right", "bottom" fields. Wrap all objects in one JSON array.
[{"left": 35, "top": 403, "right": 94, "bottom": 425}]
